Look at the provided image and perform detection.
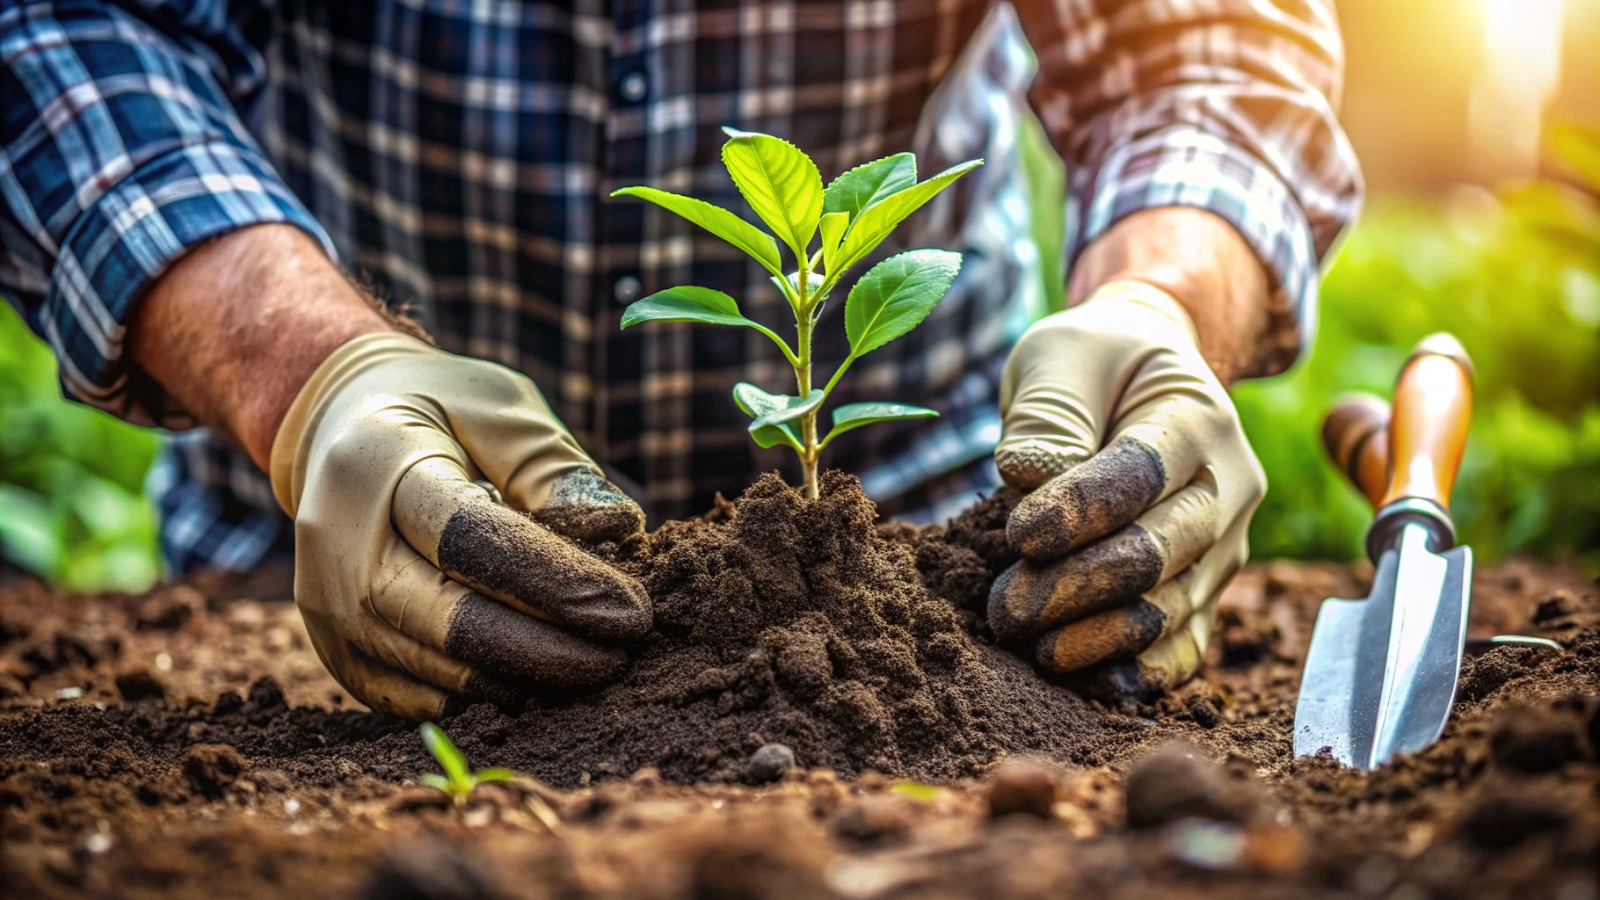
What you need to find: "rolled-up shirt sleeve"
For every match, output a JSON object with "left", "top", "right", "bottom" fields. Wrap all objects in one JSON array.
[
  {"left": 1015, "top": 0, "right": 1365, "bottom": 375},
  {"left": 0, "top": 1, "right": 334, "bottom": 426}
]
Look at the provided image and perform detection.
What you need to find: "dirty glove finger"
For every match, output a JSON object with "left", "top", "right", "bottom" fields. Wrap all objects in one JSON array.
[
  {"left": 1032, "top": 569, "right": 1200, "bottom": 674},
  {"left": 1066, "top": 596, "right": 1219, "bottom": 708},
  {"left": 368, "top": 541, "right": 629, "bottom": 689},
  {"left": 392, "top": 457, "right": 651, "bottom": 641},
  {"left": 987, "top": 479, "right": 1218, "bottom": 641},
  {"left": 528, "top": 468, "right": 647, "bottom": 544},
  {"left": 335, "top": 646, "right": 523, "bottom": 720}
]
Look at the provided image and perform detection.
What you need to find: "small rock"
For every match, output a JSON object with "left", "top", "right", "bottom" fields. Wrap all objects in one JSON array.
[
  {"left": 115, "top": 668, "right": 166, "bottom": 702},
  {"left": 183, "top": 744, "right": 248, "bottom": 798},
  {"left": 1490, "top": 708, "right": 1587, "bottom": 773},
  {"left": 985, "top": 759, "right": 1058, "bottom": 819},
  {"left": 629, "top": 766, "right": 662, "bottom": 789},
  {"left": 748, "top": 743, "right": 797, "bottom": 783},
  {"left": 833, "top": 794, "right": 922, "bottom": 843},
  {"left": 1124, "top": 741, "right": 1260, "bottom": 829}
]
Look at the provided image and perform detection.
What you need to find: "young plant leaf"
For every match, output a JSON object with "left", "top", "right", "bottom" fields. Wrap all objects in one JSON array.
[
  {"left": 771, "top": 271, "right": 826, "bottom": 302},
  {"left": 418, "top": 773, "right": 454, "bottom": 793},
  {"left": 420, "top": 723, "right": 471, "bottom": 786},
  {"left": 732, "top": 382, "right": 823, "bottom": 451},
  {"left": 832, "top": 159, "right": 983, "bottom": 276},
  {"left": 821, "top": 402, "right": 939, "bottom": 447},
  {"left": 610, "top": 186, "right": 784, "bottom": 276},
  {"left": 473, "top": 768, "right": 517, "bottom": 783},
  {"left": 819, "top": 211, "right": 848, "bottom": 276},
  {"left": 844, "top": 249, "right": 962, "bottom": 357},
  {"left": 721, "top": 128, "right": 824, "bottom": 261},
  {"left": 621, "top": 286, "right": 759, "bottom": 329},
  {"left": 823, "top": 153, "right": 917, "bottom": 219}
]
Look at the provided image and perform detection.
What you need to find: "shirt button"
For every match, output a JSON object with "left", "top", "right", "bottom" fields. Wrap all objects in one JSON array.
[
  {"left": 613, "top": 275, "right": 643, "bottom": 304},
  {"left": 618, "top": 71, "right": 649, "bottom": 103}
]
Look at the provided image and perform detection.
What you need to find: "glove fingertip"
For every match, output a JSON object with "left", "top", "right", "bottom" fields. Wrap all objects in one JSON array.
[{"left": 533, "top": 469, "right": 647, "bottom": 544}]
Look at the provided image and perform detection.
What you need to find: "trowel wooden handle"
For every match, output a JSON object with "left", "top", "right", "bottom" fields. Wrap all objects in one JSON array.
[
  {"left": 1380, "top": 333, "right": 1474, "bottom": 512},
  {"left": 1322, "top": 394, "right": 1390, "bottom": 509}
]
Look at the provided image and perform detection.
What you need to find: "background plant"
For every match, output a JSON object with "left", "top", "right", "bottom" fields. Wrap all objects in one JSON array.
[
  {"left": 0, "top": 302, "right": 160, "bottom": 590},
  {"left": 613, "top": 128, "right": 982, "bottom": 499}
]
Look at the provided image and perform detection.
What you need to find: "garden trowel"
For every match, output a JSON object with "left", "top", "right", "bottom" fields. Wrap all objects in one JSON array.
[{"left": 1293, "top": 334, "right": 1477, "bottom": 769}]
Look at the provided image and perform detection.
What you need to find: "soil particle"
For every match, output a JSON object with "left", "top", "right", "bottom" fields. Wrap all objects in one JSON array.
[
  {"left": 182, "top": 744, "right": 247, "bottom": 798},
  {"left": 833, "top": 793, "right": 923, "bottom": 844},
  {"left": 746, "top": 743, "right": 796, "bottom": 783},
  {"left": 1458, "top": 791, "right": 1572, "bottom": 849},
  {"left": 1123, "top": 741, "right": 1263, "bottom": 829},
  {"left": 985, "top": 758, "right": 1060, "bottom": 819}
]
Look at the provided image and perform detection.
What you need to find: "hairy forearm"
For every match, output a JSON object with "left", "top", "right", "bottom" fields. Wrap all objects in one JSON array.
[
  {"left": 128, "top": 224, "right": 391, "bottom": 470},
  {"left": 1067, "top": 208, "right": 1272, "bottom": 387}
]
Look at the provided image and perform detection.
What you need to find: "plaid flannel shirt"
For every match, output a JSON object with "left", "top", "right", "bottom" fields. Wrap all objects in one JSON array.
[{"left": 1, "top": 0, "right": 1361, "bottom": 575}]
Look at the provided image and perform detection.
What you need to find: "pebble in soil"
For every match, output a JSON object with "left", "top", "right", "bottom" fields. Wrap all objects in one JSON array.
[{"left": 400, "top": 473, "right": 1133, "bottom": 786}]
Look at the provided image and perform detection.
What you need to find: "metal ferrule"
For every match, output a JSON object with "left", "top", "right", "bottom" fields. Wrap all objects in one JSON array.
[{"left": 1366, "top": 497, "right": 1455, "bottom": 562}]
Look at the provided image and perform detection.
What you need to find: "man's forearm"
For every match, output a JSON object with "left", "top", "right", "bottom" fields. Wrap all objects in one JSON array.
[
  {"left": 128, "top": 224, "right": 391, "bottom": 470},
  {"left": 1067, "top": 208, "right": 1272, "bottom": 387}
]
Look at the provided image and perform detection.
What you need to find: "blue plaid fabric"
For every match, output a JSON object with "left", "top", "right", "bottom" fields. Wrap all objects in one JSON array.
[{"left": 0, "top": 0, "right": 1361, "bottom": 575}]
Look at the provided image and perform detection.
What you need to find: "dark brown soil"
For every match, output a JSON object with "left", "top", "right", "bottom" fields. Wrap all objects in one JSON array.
[{"left": 2, "top": 474, "right": 1599, "bottom": 899}]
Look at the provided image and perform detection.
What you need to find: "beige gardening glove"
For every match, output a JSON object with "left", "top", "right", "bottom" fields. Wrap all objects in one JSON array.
[
  {"left": 270, "top": 332, "right": 651, "bottom": 720},
  {"left": 988, "top": 281, "right": 1266, "bottom": 705}
]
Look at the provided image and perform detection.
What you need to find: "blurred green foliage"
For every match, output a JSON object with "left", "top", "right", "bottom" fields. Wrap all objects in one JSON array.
[
  {"left": 0, "top": 302, "right": 162, "bottom": 591},
  {"left": 1235, "top": 133, "right": 1600, "bottom": 565}
]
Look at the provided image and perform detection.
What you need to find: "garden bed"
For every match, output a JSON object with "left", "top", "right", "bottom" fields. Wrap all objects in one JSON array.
[{"left": 2, "top": 476, "right": 1598, "bottom": 899}]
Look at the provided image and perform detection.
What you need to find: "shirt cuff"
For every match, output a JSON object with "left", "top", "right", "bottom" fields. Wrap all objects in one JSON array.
[
  {"left": 1069, "top": 125, "right": 1320, "bottom": 377},
  {"left": 44, "top": 140, "right": 336, "bottom": 428}
]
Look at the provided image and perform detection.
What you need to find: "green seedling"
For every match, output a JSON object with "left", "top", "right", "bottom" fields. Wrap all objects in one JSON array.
[
  {"left": 417, "top": 722, "right": 514, "bottom": 805},
  {"left": 614, "top": 129, "right": 982, "bottom": 499}
]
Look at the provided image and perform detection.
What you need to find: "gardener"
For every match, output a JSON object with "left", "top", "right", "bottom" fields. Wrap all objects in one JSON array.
[{"left": 1, "top": 1, "right": 1360, "bottom": 718}]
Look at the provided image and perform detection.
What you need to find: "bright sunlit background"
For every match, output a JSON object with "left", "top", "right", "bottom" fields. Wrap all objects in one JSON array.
[{"left": 3, "top": 0, "right": 1599, "bottom": 590}]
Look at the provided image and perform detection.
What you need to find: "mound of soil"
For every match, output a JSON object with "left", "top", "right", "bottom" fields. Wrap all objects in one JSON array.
[
  {"left": 3, "top": 475, "right": 1599, "bottom": 899},
  {"left": 436, "top": 471, "right": 1120, "bottom": 784}
]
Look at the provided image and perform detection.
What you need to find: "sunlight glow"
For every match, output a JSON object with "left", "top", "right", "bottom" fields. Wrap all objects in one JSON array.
[{"left": 1470, "top": 0, "right": 1565, "bottom": 175}]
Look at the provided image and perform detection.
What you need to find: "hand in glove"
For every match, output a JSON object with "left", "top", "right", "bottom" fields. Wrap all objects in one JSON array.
[
  {"left": 270, "top": 332, "right": 650, "bottom": 719},
  {"left": 987, "top": 281, "right": 1266, "bottom": 704}
]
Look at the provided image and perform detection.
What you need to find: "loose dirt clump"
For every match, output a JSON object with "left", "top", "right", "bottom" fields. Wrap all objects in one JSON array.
[{"left": 426, "top": 472, "right": 1126, "bottom": 784}]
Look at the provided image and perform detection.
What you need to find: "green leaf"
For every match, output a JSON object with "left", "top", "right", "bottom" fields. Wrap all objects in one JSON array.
[
  {"left": 611, "top": 186, "right": 784, "bottom": 276},
  {"left": 420, "top": 723, "right": 471, "bottom": 786},
  {"left": 823, "top": 153, "right": 917, "bottom": 219},
  {"left": 473, "top": 767, "right": 517, "bottom": 784},
  {"left": 732, "top": 382, "right": 823, "bottom": 451},
  {"left": 832, "top": 159, "right": 983, "bottom": 275},
  {"left": 621, "top": 286, "right": 759, "bottom": 329},
  {"left": 822, "top": 402, "right": 939, "bottom": 447},
  {"left": 720, "top": 128, "right": 824, "bottom": 261},
  {"left": 844, "top": 249, "right": 962, "bottom": 357},
  {"left": 418, "top": 773, "right": 454, "bottom": 793},
  {"left": 819, "top": 212, "right": 848, "bottom": 276}
]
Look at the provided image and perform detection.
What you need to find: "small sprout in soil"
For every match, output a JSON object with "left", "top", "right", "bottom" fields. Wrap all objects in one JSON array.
[
  {"left": 417, "top": 722, "right": 515, "bottom": 806},
  {"left": 613, "top": 129, "right": 982, "bottom": 499}
]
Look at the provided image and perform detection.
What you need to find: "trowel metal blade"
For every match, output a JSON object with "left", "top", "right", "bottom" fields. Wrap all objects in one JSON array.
[{"left": 1293, "top": 523, "right": 1473, "bottom": 769}]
